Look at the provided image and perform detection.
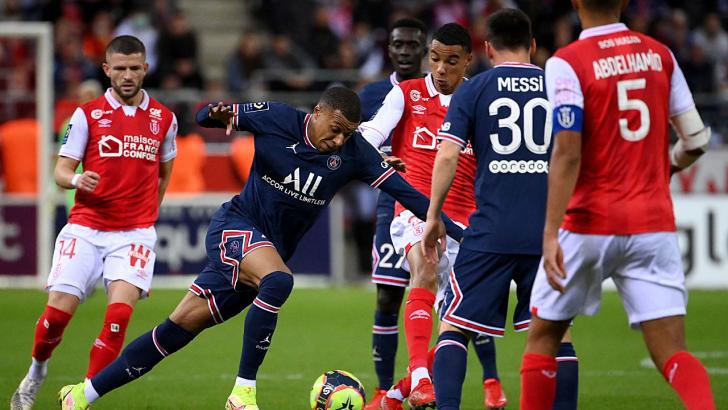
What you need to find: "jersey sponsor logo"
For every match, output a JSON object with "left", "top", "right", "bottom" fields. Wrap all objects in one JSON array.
[
  {"left": 99, "top": 135, "right": 123, "bottom": 157},
  {"left": 129, "top": 244, "right": 151, "bottom": 269},
  {"left": 410, "top": 89, "right": 421, "bottom": 102},
  {"left": 412, "top": 104, "right": 426, "bottom": 115},
  {"left": 243, "top": 101, "right": 270, "bottom": 113},
  {"left": 98, "top": 118, "right": 112, "bottom": 128},
  {"left": 287, "top": 142, "right": 299, "bottom": 154},
  {"left": 327, "top": 155, "right": 342, "bottom": 170},
  {"left": 149, "top": 107, "right": 163, "bottom": 119},
  {"left": 62, "top": 124, "right": 72, "bottom": 144},
  {"left": 557, "top": 106, "right": 576, "bottom": 129},
  {"left": 413, "top": 126, "right": 437, "bottom": 150},
  {"left": 91, "top": 109, "right": 103, "bottom": 119},
  {"left": 489, "top": 160, "right": 549, "bottom": 174},
  {"left": 150, "top": 120, "right": 160, "bottom": 135},
  {"left": 262, "top": 168, "right": 326, "bottom": 206}
]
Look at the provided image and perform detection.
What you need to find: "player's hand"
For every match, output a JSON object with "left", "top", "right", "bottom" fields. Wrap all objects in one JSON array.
[
  {"left": 383, "top": 155, "right": 407, "bottom": 172},
  {"left": 421, "top": 218, "right": 446, "bottom": 265},
  {"left": 208, "top": 102, "right": 237, "bottom": 135},
  {"left": 76, "top": 171, "right": 100, "bottom": 193},
  {"left": 542, "top": 235, "right": 566, "bottom": 293}
]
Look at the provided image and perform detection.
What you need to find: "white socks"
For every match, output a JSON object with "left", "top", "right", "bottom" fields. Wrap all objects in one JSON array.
[
  {"left": 410, "top": 366, "right": 430, "bottom": 390},
  {"left": 83, "top": 380, "right": 99, "bottom": 403},
  {"left": 28, "top": 358, "right": 48, "bottom": 380},
  {"left": 235, "top": 377, "right": 256, "bottom": 388}
]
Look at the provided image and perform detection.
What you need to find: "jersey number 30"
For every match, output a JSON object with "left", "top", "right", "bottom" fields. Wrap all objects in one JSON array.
[{"left": 489, "top": 97, "right": 552, "bottom": 155}]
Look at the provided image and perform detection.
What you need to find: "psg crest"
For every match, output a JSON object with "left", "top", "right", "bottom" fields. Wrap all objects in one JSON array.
[{"left": 327, "top": 155, "right": 342, "bottom": 170}]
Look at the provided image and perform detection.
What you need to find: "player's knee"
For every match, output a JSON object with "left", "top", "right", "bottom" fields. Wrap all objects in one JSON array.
[
  {"left": 258, "top": 271, "right": 294, "bottom": 307},
  {"left": 376, "top": 285, "right": 405, "bottom": 314},
  {"left": 411, "top": 270, "right": 438, "bottom": 291}
]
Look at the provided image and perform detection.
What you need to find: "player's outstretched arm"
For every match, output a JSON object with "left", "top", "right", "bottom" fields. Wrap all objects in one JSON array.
[
  {"left": 422, "top": 140, "right": 461, "bottom": 264},
  {"left": 196, "top": 102, "right": 237, "bottom": 135},
  {"left": 543, "top": 130, "right": 581, "bottom": 293},
  {"left": 378, "top": 171, "right": 464, "bottom": 242},
  {"left": 55, "top": 156, "right": 99, "bottom": 192}
]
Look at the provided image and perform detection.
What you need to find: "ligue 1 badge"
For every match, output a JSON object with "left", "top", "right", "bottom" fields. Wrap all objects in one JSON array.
[
  {"left": 327, "top": 155, "right": 342, "bottom": 170},
  {"left": 150, "top": 120, "right": 160, "bottom": 135}
]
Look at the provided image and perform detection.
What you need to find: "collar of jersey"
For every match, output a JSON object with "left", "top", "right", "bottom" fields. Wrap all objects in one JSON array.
[
  {"left": 303, "top": 113, "right": 316, "bottom": 149},
  {"left": 495, "top": 62, "right": 542, "bottom": 70},
  {"left": 104, "top": 88, "right": 150, "bottom": 110},
  {"left": 389, "top": 72, "right": 399, "bottom": 86},
  {"left": 579, "top": 22, "right": 628, "bottom": 40}
]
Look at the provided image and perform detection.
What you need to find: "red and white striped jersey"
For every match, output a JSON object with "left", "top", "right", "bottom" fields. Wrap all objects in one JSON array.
[
  {"left": 359, "top": 74, "right": 477, "bottom": 225},
  {"left": 60, "top": 88, "right": 177, "bottom": 231},
  {"left": 546, "top": 23, "right": 695, "bottom": 234}
]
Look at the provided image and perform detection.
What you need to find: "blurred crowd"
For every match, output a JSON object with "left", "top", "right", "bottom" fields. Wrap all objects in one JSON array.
[{"left": 3, "top": 0, "right": 728, "bottom": 136}]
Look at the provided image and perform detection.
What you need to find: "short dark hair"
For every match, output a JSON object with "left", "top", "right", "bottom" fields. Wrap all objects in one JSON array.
[
  {"left": 582, "top": 0, "right": 623, "bottom": 13},
  {"left": 319, "top": 86, "right": 361, "bottom": 123},
  {"left": 106, "top": 35, "right": 146, "bottom": 57},
  {"left": 389, "top": 18, "right": 427, "bottom": 36},
  {"left": 433, "top": 23, "right": 472, "bottom": 53},
  {"left": 486, "top": 8, "right": 532, "bottom": 51}
]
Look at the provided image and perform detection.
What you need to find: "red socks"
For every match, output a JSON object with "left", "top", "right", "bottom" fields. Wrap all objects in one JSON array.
[
  {"left": 662, "top": 351, "right": 715, "bottom": 410},
  {"left": 520, "top": 353, "right": 557, "bottom": 410},
  {"left": 86, "top": 303, "right": 133, "bottom": 378},
  {"left": 32, "top": 305, "right": 72, "bottom": 361},
  {"left": 404, "top": 288, "right": 435, "bottom": 370}
]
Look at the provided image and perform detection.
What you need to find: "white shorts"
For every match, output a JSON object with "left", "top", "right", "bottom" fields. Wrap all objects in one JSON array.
[
  {"left": 390, "top": 210, "right": 462, "bottom": 310},
  {"left": 46, "top": 223, "right": 158, "bottom": 302},
  {"left": 530, "top": 230, "right": 687, "bottom": 328}
]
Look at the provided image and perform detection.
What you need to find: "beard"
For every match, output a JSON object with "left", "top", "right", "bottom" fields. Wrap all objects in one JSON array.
[{"left": 112, "top": 80, "right": 143, "bottom": 101}]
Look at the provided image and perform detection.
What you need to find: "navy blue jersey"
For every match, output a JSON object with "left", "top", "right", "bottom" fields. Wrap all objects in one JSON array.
[
  {"left": 438, "top": 64, "right": 552, "bottom": 255},
  {"left": 197, "top": 102, "right": 463, "bottom": 260},
  {"left": 359, "top": 72, "right": 399, "bottom": 221}
]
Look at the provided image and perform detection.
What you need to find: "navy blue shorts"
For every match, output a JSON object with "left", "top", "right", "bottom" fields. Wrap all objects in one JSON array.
[
  {"left": 441, "top": 247, "right": 539, "bottom": 337},
  {"left": 187, "top": 210, "right": 273, "bottom": 323},
  {"left": 371, "top": 220, "right": 409, "bottom": 287}
]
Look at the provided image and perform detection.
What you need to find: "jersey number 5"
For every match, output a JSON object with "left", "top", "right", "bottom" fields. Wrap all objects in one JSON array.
[
  {"left": 617, "top": 79, "right": 650, "bottom": 141},
  {"left": 489, "top": 97, "right": 552, "bottom": 155}
]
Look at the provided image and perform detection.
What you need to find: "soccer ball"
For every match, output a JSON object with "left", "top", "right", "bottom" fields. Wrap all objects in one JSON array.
[{"left": 309, "top": 370, "right": 366, "bottom": 410}]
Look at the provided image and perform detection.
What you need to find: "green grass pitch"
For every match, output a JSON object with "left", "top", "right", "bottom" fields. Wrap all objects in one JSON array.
[{"left": 1, "top": 288, "right": 726, "bottom": 409}]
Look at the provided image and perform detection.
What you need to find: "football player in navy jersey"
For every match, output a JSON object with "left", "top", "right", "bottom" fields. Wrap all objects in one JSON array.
[
  {"left": 421, "top": 10, "right": 578, "bottom": 410},
  {"left": 58, "top": 87, "right": 464, "bottom": 410},
  {"left": 357, "top": 18, "right": 429, "bottom": 409}
]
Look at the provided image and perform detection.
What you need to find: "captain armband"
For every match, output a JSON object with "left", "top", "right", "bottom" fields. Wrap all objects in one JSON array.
[{"left": 670, "top": 108, "right": 711, "bottom": 169}]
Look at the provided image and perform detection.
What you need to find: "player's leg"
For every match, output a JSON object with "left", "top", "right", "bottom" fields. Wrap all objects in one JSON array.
[
  {"left": 229, "top": 246, "right": 293, "bottom": 410},
  {"left": 432, "top": 322, "right": 470, "bottom": 410},
  {"left": 86, "top": 227, "right": 157, "bottom": 379},
  {"left": 403, "top": 245, "right": 439, "bottom": 408},
  {"left": 85, "top": 280, "right": 139, "bottom": 379},
  {"left": 60, "top": 289, "right": 225, "bottom": 410},
  {"left": 12, "top": 225, "right": 100, "bottom": 410},
  {"left": 367, "top": 220, "right": 408, "bottom": 409},
  {"left": 520, "top": 317, "right": 571, "bottom": 410},
  {"left": 366, "top": 283, "right": 405, "bottom": 409},
  {"left": 615, "top": 232, "right": 715, "bottom": 410},
  {"left": 523, "top": 230, "right": 610, "bottom": 410},
  {"left": 553, "top": 330, "right": 578, "bottom": 410},
  {"left": 513, "top": 255, "right": 579, "bottom": 410}
]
